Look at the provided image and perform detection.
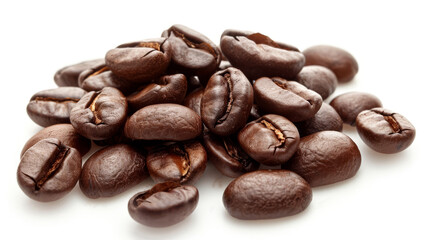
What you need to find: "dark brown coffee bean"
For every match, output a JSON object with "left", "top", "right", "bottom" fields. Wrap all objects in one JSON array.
[
  {"left": 26, "top": 87, "right": 87, "bottom": 127},
  {"left": 203, "top": 133, "right": 259, "bottom": 178},
  {"left": 128, "top": 182, "right": 198, "bottom": 227},
  {"left": 294, "top": 103, "right": 343, "bottom": 137},
  {"left": 124, "top": 104, "right": 202, "bottom": 141},
  {"left": 146, "top": 141, "right": 207, "bottom": 185},
  {"left": 54, "top": 59, "right": 104, "bottom": 87},
  {"left": 127, "top": 73, "right": 187, "bottom": 112},
  {"left": 162, "top": 24, "right": 221, "bottom": 81},
  {"left": 303, "top": 45, "right": 359, "bottom": 83},
  {"left": 330, "top": 91, "right": 382, "bottom": 126},
  {"left": 183, "top": 88, "right": 204, "bottom": 116},
  {"left": 248, "top": 104, "right": 265, "bottom": 122},
  {"left": 294, "top": 65, "right": 338, "bottom": 100},
  {"left": 283, "top": 131, "right": 361, "bottom": 187},
  {"left": 21, "top": 124, "right": 91, "bottom": 158},
  {"left": 356, "top": 108, "right": 416, "bottom": 154},
  {"left": 105, "top": 38, "right": 171, "bottom": 83},
  {"left": 17, "top": 138, "right": 81, "bottom": 202},
  {"left": 220, "top": 31, "right": 304, "bottom": 80},
  {"left": 78, "top": 62, "right": 135, "bottom": 94},
  {"left": 223, "top": 170, "right": 312, "bottom": 220},
  {"left": 238, "top": 114, "right": 300, "bottom": 166},
  {"left": 201, "top": 67, "right": 253, "bottom": 136},
  {"left": 70, "top": 87, "right": 127, "bottom": 140},
  {"left": 79, "top": 144, "right": 147, "bottom": 199},
  {"left": 253, "top": 77, "right": 323, "bottom": 122}
]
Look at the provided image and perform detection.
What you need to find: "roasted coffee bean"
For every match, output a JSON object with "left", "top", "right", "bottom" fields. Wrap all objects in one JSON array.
[
  {"left": 201, "top": 67, "right": 253, "bottom": 136},
  {"left": 238, "top": 114, "right": 300, "bottom": 166},
  {"left": 294, "top": 103, "right": 343, "bottom": 137},
  {"left": 203, "top": 133, "right": 259, "bottom": 178},
  {"left": 128, "top": 182, "right": 198, "bottom": 227},
  {"left": 223, "top": 170, "right": 312, "bottom": 220},
  {"left": 17, "top": 138, "right": 81, "bottom": 202},
  {"left": 356, "top": 108, "right": 416, "bottom": 154},
  {"left": 294, "top": 65, "right": 338, "bottom": 100},
  {"left": 330, "top": 91, "right": 382, "bottom": 126},
  {"left": 78, "top": 62, "right": 135, "bottom": 94},
  {"left": 186, "top": 76, "right": 203, "bottom": 94},
  {"left": 220, "top": 31, "right": 305, "bottom": 80},
  {"left": 146, "top": 141, "right": 207, "bottom": 184},
  {"left": 183, "top": 88, "right": 204, "bottom": 116},
  {"left": 26, "top": 87, "right": 87, "bottom": 127},
  {"left": 105, "top": 38, "right": 171, "bottom": 82},
  {"left": 253, "top": 77, "right": 323, "bottom": 122},
  {"left": 79, "top": 144, "right": 147, "bottom": 199},
  {"left": 54, "top": 59, "right": 104, "bottom": 87},
  {"left": 283, "top": 131, "right": 361, "bottom": 187},
  {"left": 124, "top": 104, "right": 202, "bottom": 141},
  {"left": 127, "top": 73, "right": 187, "bottom": 112},
  {"left": 303, "top": 45, "right": 359, "bottom": 83},
  {"left": 21, "top": 123, "right": 91, "bottom": 157},
  {"left": 248, "top": 104, "right": 264, "bottom": 122},
  {"left": 162, "top": 24, "right": 221, "bottom": 81},
  {"left": 70, "top": 87, "right": 127, "bottom": 140}
]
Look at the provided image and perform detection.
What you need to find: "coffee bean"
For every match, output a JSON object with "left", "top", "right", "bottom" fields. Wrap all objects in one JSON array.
[
  {"left": 21, "top": 124, "right": 91, "bottom": 158},
  {"left": 294, "top": 102, "right": 343, "bottom": 137},
  {"left": 146, "top": 141, "right": 207, "bottom": 185},
  {"left": 253, "top": 77, "right": 323, "bottom": 122},
  {"left": 17, "top": 138, "right": 81, "bottom": 202},
  {"left": 105, "top": 38, "right": 171, "bottom": 82},
  {"left": 124, "top": 104, "right": 202, "bottom": 141},
  {"left": 330, "top": 91, "right": 382, "bottom": 126},
  {"left": 223, "top": 170, "right": 312, "bottom": 220},
  {"left": 294, "top": 65, "right": 338, "bottom": 100},
  {"left": 303, "top": 45, "right": 359, "bottom": 83},
  {"left": 78, "top": 62, "right": 135, "bottom": 94},
  {"left": 220, "top": 31, "right": 305, "bottom": 80},
  {"left": 127, "top": 73, "right": 187, "bottom": 112},
  {"left": 79, "top": 144, "right": 147, "bottom": 199},
  {"left": 201, "top": 67, "right": 253, "bottom": 136},
  {"left": 54, "top": 59, "right": 104, "bottom": 87},
  {"left": 26, "top": 87, "right": 87, "bottom": 127},
  {"left": 128, "top": 181, "right": 198, "bottom": 227},
  {"left": 238, "top": 114, "right": 300, "bottom": 166},
  {"left": 70, "top": 87, "right": 127, "bottom": 140},
  {"left": 162, "top": 24, "right": 221, "bottom": 82},
  {"left": 283, "top": 131, "right": 361, "bottom": 187},
  {"left": 183, "top": 88, "right": 204, "bottom": 116},
  {"left": 248, "top": 104, "right": 265, "bottom": 122},
  {"left": 356, "top": 108, "right": 416, "bottom": 153},
  {"left": 203, "top": 133, "right": 259, "bottom": 178}
]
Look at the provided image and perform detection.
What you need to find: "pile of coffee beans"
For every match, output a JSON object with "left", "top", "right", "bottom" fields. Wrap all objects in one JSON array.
[{"left": 17, "top": 24, "right": 416, "bottom": 227}]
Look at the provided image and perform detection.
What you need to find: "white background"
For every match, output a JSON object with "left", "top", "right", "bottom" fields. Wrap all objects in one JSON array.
[{"left": 1, "top": 1, "right": 428, "bottom": 239}]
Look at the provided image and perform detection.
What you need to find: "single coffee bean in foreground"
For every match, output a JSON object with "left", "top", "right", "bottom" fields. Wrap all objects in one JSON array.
[
  {"left": 128, "top": 181, "right": 199, "bottom": 227},
  {"left": 124, "top": 103, "right": 202, "bottom": 141},
  {"left": 17, "top": 138, "right": 81, "bottom": 202},
  {"left": 254, "top": 77, "right": 323, "bottom": 122},
  {"left": 203, "top": 133, "right": 259, "bottom": 178},
  {"left": 26, "top": 87, "right": 87, "bottom": 127},
  {"left": 303, "top": 45, "right": 359, "bottom": 83},
  {"left": 238, "top": 114, "right": 300, "bottom": 166},
  {"left": 356, "top": 108, "right": 416, "bottom": 154},
  {"left": 54, "top": 59, "right": 104, "bottom": 87},
  {"left": 201, "top": 67, "right": 253, "bottom": 136},
  {"left": 127, "top": 73, "right": 187, "bottom": 112},
  {"left": 70, "top": 87, "right": 128, "bottom": 140},
  {"left": 330, "top": 91, "right": 382, "bottom": 125},
  {"left": 79, "top": 144, "right": 147, "bottom": 199},
  {"left": 294, "top": 65, "right": 338, "bottom": 100},
  {"left": 294, "top": 102, "right": 343, "bottom": 137},
  {"left": 146, "top": 141, "right": 207, "bottom": 185},
  {"left": 223, "top": 170, "right": 312, "bottom": 220},
  {"left": 283, "top": 131, "right": 361, "bottom": 187},
  {"left": 21, "top": 123, "right": 91, "bottom": 157}
]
